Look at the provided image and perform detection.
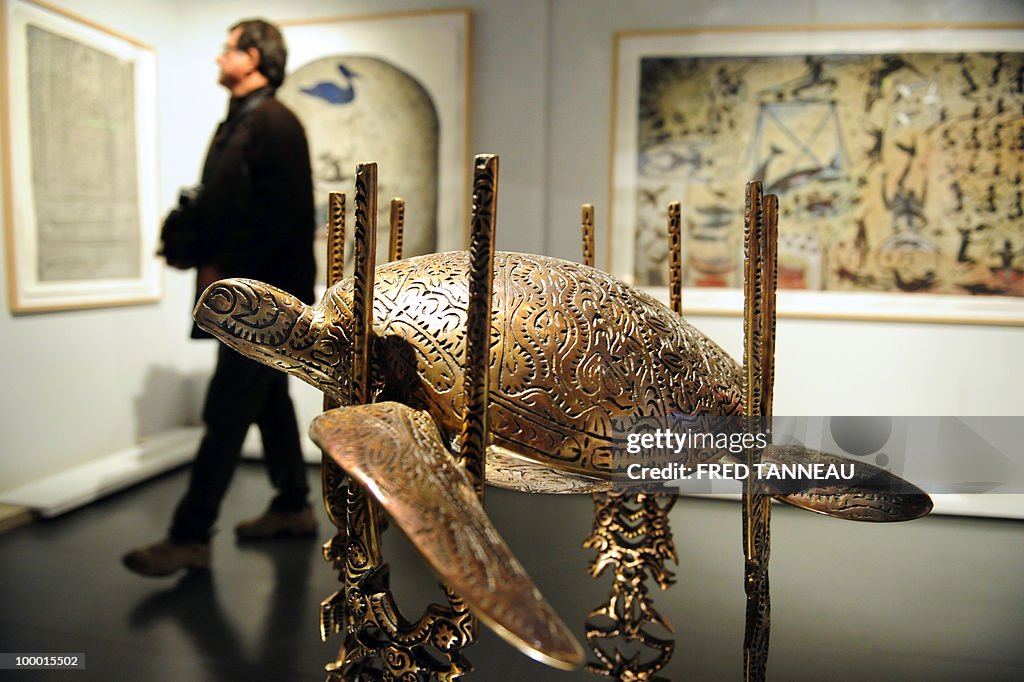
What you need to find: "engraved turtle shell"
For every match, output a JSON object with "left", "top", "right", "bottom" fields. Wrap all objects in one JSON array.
[{"left": 317, "top": 251, "right": 744, "bottom": 490}]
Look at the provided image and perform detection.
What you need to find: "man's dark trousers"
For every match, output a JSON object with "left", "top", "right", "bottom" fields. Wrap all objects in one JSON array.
[{"left": 170, "top": 344, "right": 310, "bottom": 544}]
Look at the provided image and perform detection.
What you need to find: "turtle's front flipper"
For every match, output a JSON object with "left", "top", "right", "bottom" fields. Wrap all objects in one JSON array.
[
  {"left": 310, "top": 401, "right": 585, "bottom": 671},
  {"left": 762, "top": 444, "right": 933, "bottom": 522}
]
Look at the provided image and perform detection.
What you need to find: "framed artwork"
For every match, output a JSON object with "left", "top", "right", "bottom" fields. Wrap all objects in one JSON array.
[
  {"left": 2, "top": 0, "right": 160, "bottom": 312},
  {"left": 610, "top": 25, "right": 1024, "bottom": 325},
  {"left": 278, "top": 9, "right": 472, "bottom": 275}
]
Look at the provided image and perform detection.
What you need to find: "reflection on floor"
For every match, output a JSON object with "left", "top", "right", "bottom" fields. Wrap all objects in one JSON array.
[
  {"left": 1, "top": 462, "right": 1021, "bottom": 681},
  {"left": 0, "top": 462, "right": 595, "bottom": 681},
  {"left": 0, "top": 463, "right": 337, "bottom": 681}
]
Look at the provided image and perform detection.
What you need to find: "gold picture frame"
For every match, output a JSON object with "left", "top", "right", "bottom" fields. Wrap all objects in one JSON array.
[{"left": 610, "top": 24, "right": 1024, "bottom": 325}]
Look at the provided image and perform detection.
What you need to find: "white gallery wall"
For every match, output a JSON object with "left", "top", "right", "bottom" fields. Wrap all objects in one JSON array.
[
  {"left": 2, "top": 0, "right": 1023, "bottom": 500},
  {"left": 0, "top": 0, "right": 207, "bottom": 497}
]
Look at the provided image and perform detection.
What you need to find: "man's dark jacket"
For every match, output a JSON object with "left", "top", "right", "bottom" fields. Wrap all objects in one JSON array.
[{"left": 194, "top": 87, "right": 316, "bottom": 321}]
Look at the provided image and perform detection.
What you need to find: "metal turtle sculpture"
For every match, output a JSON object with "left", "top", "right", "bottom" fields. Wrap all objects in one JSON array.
[{"left": 193, "top": 249, "right": 932, "bottom": 670}]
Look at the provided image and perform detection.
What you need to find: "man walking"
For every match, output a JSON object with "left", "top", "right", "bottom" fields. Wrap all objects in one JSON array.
[{"left": 125, "top": 19, "right": 318, "bottom": 577}]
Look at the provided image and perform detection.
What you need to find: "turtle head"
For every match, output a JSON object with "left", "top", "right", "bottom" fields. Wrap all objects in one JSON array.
[{"left": 194, "top": 278, "right": 353, "bottom": 403}]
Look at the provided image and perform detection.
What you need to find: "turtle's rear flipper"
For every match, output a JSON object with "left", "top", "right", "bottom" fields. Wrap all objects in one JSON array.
[
  {"left": 310, "top": 401, "right": 584, "bottom": 671},
  {"left": 760, "top": 444, "right": 933, "bottom": 522}
]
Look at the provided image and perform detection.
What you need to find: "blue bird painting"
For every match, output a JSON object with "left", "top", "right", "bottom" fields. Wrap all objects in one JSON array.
[{"left": 301, "top": 63, "right": 358, "bottom": 105}]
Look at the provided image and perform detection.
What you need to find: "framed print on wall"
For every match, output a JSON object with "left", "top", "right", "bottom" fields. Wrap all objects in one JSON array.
[
  {"left": 278, "top": 9, "right": 472, "bottom": 276},
  {"left": 2, "top": 0, "right": 160, "bottom": 313},
  {"left": 610, "top": 24, "right": 1024, "bottom": 325}
]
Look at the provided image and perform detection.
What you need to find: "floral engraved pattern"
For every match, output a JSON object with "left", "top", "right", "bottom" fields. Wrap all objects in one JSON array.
[{"left": 318, "top": 251, "right": 744, "bottom": 488}]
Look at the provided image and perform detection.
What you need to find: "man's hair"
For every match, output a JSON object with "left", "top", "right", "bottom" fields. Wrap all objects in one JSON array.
[{"left": 232, "top": 19, "right": 287, "bottom": 88}]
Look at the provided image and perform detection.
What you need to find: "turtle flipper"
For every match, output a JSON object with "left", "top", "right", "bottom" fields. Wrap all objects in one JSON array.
[
  {"left": 309, "top": 401, "right": 585, "bottom": 671},
  {"left": 762, "top": 444, "right": 933, "bottom": 522}
]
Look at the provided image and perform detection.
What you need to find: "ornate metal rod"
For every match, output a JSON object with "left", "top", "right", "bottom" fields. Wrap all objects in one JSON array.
[
  {"left": 327, "top": 191, "right": 346, "bottom": 290},
  {"left": 741, "top": 181, "right": 777, "bottom": 682},
  {"left": 344, "top": 162, "right": 382, "bottom": 569},
  {"left": 389, "top": 197, "right": 405, "bottom": 262},
  {"left": 352, "top": 163, "right": 378, "bottom": 408},
  {"left": 459, "top": 154, "right": 498, "bottom": 499},
  {"left": 761, "top": 195, "right": 778, "bottom": 416},
  {"left": 319, "top": 191, "right": 346, "bottom": 642},
  {"left": 667, "top": 201, "right": 682, "bottom": 316},
  {"left": 324, "top": 190, "right": 348, "bottom": 418},
  {"left": 331, "top": 164, "right": 385, "bottom": 676},
  {"left": 581, "top": 203, "right": 595, "bottom": 267}
]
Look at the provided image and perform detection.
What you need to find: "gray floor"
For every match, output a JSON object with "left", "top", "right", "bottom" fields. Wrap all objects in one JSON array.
[{"left": 0, "top": 463, "right": 1021, "bottom": 680}]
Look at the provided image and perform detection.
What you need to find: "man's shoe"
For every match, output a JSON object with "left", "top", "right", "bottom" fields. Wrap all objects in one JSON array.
[
  {"left": 235, "top": 506, "right": 317, "bottom": 541},
  {"left": 122, "top": 539, "right": 210, "bottom": 577}
]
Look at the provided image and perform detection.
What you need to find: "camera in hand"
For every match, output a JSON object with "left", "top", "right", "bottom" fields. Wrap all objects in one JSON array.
[{"left": 157, "top": 185, "right": 203, "bottom": 269}]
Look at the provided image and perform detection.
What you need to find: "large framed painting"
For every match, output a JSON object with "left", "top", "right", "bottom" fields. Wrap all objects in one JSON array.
[
  {"left": 610, "top": 25, "right": 1024, "bottom": 325},
  {"left": 2, "top": 0, "right": 160, "bottom": 312},
  {"left": 278, "top": 9, "right": 472, "bottom": 276}
]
